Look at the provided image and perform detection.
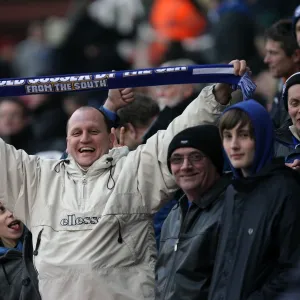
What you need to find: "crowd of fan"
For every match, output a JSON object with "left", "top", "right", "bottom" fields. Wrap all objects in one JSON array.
[{"left": 1, "top": 1, "right": 300, "bottom": 300}]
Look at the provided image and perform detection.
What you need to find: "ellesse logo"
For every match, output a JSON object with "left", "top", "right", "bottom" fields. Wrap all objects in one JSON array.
[{"left": 60, "top": 214, "right": 101, "bottom": 226}]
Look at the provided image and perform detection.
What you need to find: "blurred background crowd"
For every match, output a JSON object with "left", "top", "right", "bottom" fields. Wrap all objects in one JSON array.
[{"left": 0, "top": 0, "right": 299, "bottom": 158}]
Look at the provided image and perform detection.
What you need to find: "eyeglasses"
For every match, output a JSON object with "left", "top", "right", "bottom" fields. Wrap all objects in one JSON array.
[{"left": 169, "top": 152, "right": 206, "bottom": 166}]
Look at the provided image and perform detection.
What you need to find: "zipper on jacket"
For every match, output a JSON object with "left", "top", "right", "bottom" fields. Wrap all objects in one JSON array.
[
  {"left": 162, "top": 200, "right": 190, "bottom": 299},
  {"left": 174, "top": 239, "right": 179, "bottom": 252},
  {"left": 82, "top": 175, "right": 87, "bottom": 200}
]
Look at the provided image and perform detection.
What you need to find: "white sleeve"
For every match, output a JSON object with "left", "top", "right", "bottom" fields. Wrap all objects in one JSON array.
[{"left": 0, "top": 139, "right": 40, "bottom": 226}]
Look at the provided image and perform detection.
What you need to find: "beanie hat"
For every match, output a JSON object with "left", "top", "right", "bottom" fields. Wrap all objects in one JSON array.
[
  {"left": 167, "top": 125, "right": 224, "bottom": 174},
  {"left": 293, "top": 5, "right": 300, "bottom": 37},
  {"left": 282, "top": 72, "right": 300, "bottom": 111}
]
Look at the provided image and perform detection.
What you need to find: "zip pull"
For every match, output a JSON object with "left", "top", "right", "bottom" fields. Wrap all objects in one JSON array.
[
  {"left": 82, "top": 175, "right": 87, "bottom": 185},
  {"left": 174, "top": 239, "right": 179, "bottom": 252}
]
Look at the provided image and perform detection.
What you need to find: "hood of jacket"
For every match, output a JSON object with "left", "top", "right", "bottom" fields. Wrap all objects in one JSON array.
[
  {"left": 222, "top": 100, "right": 274, "bottom": 178},
  {"left": 0, "top": 240, "right": 23, "bottom": 257},
  {"left": 231, "top": 157, "right": 296, "bottom": 192},
  {"left": 55, "top": 146, "right": 130, "bottom": 179}
]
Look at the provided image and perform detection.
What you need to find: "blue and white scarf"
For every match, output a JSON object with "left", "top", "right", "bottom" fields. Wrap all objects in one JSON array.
[{"left": 0, "top": 64, "right": 256, "bottom": 100}]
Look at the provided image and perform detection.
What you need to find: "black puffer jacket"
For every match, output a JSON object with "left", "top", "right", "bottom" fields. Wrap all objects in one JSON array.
[
  {"left": 155, "top": 175, "right": 231, "bottom": 300},
  {"left": 0, "top": 231, "right": 41, "bottom": 300},
  {"left": 209, "top": 158, "right": 300, "bottom": 300}
]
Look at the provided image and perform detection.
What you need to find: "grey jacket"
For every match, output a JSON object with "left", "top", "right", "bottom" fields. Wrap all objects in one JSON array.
[{"left": 0, "top": 231, "right": 41, "bottom": 300}]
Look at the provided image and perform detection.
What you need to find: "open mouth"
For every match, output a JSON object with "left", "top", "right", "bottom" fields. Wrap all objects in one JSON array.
[
  {"left": 181, "top": 174, "right": 197, "bottom": 178},
  {"left": 8, "top": 220, "right": 21, "bottom": 231},
  {"left": 78, "top": 147, "right": 95, "bottom": 153}
]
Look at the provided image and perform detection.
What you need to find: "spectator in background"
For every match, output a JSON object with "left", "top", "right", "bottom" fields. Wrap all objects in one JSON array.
[
  {"left": 155, "top": 125, "right": 230, "bottom": 300},
  {"left": 63, "top": 93, "right": 89, "bottom": 118},
  {"left": 149, "top": 0, "right": 207, "bottom": 66},
  {"left": 116, "top": 94, "right": 159, "bottom": 150},
  {"left": 277, "top": 72, "right": 300, "bottom": 165},
  {"left": 209, "top": 99, "right": 300, "bottom": 300},
  {"left": 293, "top": 5, "right": 300, "bottom": 47},
  {"left": 143, "top": 59, "right": 203, "bottom": 142},
  {"left": 13, "top": 20, "right": 52, "bottom": 78},
  {"left": 22, "top": 93, "right": 68, "bottom": 153},
  {"left": 0, "top": 37, "right": 15, "bottom": 78},
  {"left": 205, "top": 0, "right": 263, "bottom": 75},
  {"left": 0, "top": 97, "right": 35, "bottom": 154},
  {"left": 264, "top": 19, "right": 300, "bottom": 128},
  {"left": 0, "top": 203, "right": 40, "bottom": 300}
]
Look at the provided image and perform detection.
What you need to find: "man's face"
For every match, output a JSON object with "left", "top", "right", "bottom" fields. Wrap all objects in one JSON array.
[
  {"left": 222, "top": 123, "right": 255, "bottom": 175},
  {"left": 0, "top": 203, "right": 23, "bottom": 242},
  {"left": 67, "top": 108, "right": 114, "bottom": 168},
  {"left": 0, "top": 100, "right": 27, "bottom": 136},
  {"left": 288, "top": 84, "right": 300, "bottom": 135},
  {"left": 264, "top": 39, "right": 296, "bottom": 78},
  {"left": 296, "top": 19, "right": 300, "bottom": 48},
  {"left": 170, "top": 147, "right": 218, "bottom": 194},
  {"left": 155, "top": 84, "right": 187, "bottom": 108}
]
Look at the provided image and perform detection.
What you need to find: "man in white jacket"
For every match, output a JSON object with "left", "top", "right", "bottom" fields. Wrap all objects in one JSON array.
[{"left": 0, "top": 60, "right": 248, "bottom": 300}]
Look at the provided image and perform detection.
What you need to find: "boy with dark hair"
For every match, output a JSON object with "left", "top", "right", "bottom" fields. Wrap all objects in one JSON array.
[{"left": 208, "top": 100, "right": 300, "bottom": 300}]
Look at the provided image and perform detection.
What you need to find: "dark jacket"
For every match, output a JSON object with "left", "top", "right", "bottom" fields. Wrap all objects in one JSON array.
[
  {"left": 275, "top": 120, "right": 300, "bottom": 163},
  {"left": 208, "top": 159, "right": 300, "bottom": 300},
  {"left": 0, "top": 231, "right": 41, "bottom": 300},
  {"left": 31, "top": 97, "right": 68, "bottom": 153},
  {"left": 155, "top": 174, "right": 231, "bottom": 300},
  {"left": 1, "top": 125, "right": 36, "bottom": 155},
  {"left": 278, "top": 262, "right": 300, "bottom": 300},
  {"left": 143, "top": 93, "right": 198, "bottom": 143}
]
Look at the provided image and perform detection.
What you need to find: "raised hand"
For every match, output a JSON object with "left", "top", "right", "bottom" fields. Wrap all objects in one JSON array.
[
  {"left": 104, "top": 88, "right": 135, "bottom": 112},
  {"left": 111, "top": 127, "right": 126, "bottom": 148}
]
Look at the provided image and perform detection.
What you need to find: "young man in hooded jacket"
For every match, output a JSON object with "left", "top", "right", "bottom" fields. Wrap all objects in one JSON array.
[
  {"left": 155, "top": 124, "right": 231, "bottom": 300},
  {"left": 208, "top": 99, "right": 300, "bottom": 300}
]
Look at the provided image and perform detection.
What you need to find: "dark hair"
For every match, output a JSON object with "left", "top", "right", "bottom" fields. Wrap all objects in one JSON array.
[
  {"left": 219, "top": 109, "right": 254, "bottom": 139},
  {"left": 117, "top": 94, "right": 159, "bottom": 128},
  {"left": 265, "top": 19, "right": 299, "bottom": 57},
  {"left": 0, "top": 97, "right": 30, "bottom": 118}
]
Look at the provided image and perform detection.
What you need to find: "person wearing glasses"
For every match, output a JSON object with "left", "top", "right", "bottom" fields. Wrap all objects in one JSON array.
[{"left": 155, "top": 124, "right": 231, "bottom": 300}]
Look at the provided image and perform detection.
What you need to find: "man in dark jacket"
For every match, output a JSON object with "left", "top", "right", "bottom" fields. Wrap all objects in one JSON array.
[
  {"left": 155, "top": 125, "right": 231, "bottom": 300},
  {"left": 275, "top": 72, "right": 300, "bottom": 166},
  {"left": 209, "top": 99, "right": 300, "bottom": 300}
]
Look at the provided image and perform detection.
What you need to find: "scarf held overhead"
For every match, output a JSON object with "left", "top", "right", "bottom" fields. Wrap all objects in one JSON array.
[{"left": 0, "top": 64, "right": 256, "bottom": 99}]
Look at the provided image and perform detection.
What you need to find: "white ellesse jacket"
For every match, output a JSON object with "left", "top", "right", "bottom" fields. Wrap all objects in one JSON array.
[{"left": 0, "top": 86, "right": 227, "bottom": 300}]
